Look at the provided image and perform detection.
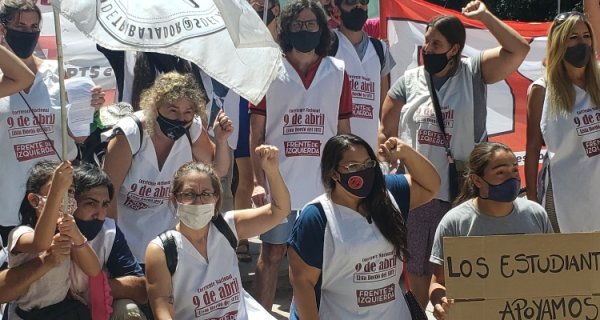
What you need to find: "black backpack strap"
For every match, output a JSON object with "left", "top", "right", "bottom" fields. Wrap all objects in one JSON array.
[
  {"left": 129, "top": 113, "right": 144, "bottom": 156},
  {"left": 159, "top": 230, "right": 178, "bottom": 276},
  {"left": 368, "top": 36, "right": 385, "bottom": 72},
  {"left": 212, "top": 214, "right": 238, "bottom": 251}
]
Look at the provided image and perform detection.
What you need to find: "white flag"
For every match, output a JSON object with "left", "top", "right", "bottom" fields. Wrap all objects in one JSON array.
[{"left": 53, "top": 0, "right": 282, "bottom": 104}]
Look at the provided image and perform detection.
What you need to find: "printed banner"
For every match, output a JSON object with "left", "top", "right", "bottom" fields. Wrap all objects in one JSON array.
[{"left": 381, "top": 0, "right": 552, "bottom": 183}]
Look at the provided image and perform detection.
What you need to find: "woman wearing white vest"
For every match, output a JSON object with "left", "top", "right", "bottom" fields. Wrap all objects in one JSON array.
[
  {"left": 145, "top": 145, "right": 291, "bottom": 320},
  {"left": 103, "top": 72, "right": 232, "bottom": 265},
  {"left": 379, "top": 0, "right": 530, "bottom": 308},
  {"left": 287, "top": 134, "right": 439, "bottom": 319},
  {"left": 526, "top": 12, "right": 600, "bottom": 233},
  {"left": 249, "top": 0, "right": 352, "bottom": 311},
  {"left": 0, "top": 0, "right": 104, "bottom": 245}
]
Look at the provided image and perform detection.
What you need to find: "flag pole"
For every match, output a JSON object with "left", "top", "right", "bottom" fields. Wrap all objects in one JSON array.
[{"left": 52, "top": 3, "right": 69, "bottom": 218}]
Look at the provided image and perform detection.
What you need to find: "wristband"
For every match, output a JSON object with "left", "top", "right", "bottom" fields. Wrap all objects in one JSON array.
[{"left": 73, "top": 237, "right": 88, "bottom": 249}]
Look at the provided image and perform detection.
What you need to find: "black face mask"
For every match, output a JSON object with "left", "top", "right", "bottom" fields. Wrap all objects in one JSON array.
[
  {"left": 255, "top": 7, "right": 276, "bottom": 26},
  {"left": 564, "top": 43, "right": 592, "bottom": 68},
  {"left": 336, "top": 167, "right": 375, "bottom": 198},
  {"left": 288, "top": 30, "right": 322, "bottom": 53},
  {"left": 156, "top": 113, "right": 189, "bottom": 140},
  {"left": 75, "top": 218, "right": 105, "bottom": 240},
  {"left": 423, "top": 48, "right": 452, "bottom": 74},
  {"left": 340, "top": 7, "right": 368, "bottom": 31},
  {"left": 5, "top": 28, "right": 39, "bottom": 59}
]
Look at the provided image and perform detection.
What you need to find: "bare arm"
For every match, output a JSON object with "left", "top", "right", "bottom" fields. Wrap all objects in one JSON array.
[
  {"left": 430, "top": 263, "right": 451, "bottom": 320},
  {"left": 463, "top": 1, "right": 530, "bottom": 84},
  {"left": 233, "top": 145, "right": 291, "bottom": 240},
  {"left": 103, "top": 134, "right": 133, "bottom": 220},
  {"left": 249, "top": 114, "right": 268, "bottom": 206},
  {"left": 194, "top": 111, "right": 233, "bottom": 177},
  {"left": 14, "top": 162, "right": 73, "bottom": 253},
  {"left": 288, "top": 247, "right": 321, "bottom": 320},
  {"left": 0, "top": 46, "right": 34, "bottom": 97},
  {"left": 109, "top": 275, "right": 148, "bottom": 304},
  {"left": 584, "top": 0, "right": 600, "bottom": 51},
  {"left": 380, "top": 137, "right": 440, "bottom": 209},
  {"left": 145, "top": 243, "right": 175, "bottom": 320},
  {"left": 337, "top": 118, "right": 351, "bottom": 135},
  {"left": 0, "top": 234, "right": 70, "bottom": 303},
  {"left": 379, "top": 95, "right": 403, "bottom": 146},
  {"left": 525, "top": 84, "right": 545, "bottom": 202}
]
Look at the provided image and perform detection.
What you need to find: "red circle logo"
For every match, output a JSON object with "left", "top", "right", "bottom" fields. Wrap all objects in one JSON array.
[{"left": 348, "top": 176, "right": 364, "bottom": 190}]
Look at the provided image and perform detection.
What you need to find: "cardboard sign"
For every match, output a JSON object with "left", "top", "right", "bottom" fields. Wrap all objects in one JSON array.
[{"left": 443, "top": 233, "right": 600, "bottom": 320}]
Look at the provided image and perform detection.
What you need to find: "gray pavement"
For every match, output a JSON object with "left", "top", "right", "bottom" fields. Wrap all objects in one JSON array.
[{"left": 238, "top": 238, "right": 436, "bottom": 319}]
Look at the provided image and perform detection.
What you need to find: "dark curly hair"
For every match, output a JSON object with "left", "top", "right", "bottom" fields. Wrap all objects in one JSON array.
[
  {"left": 321, "top": 134, "right": 409, "bottom": 260},
  {"left": 278, "top": 0, "right": 332, "bottom": 57}
]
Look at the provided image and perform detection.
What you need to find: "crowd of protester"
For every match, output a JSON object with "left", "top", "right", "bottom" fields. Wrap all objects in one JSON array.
[{"left": 0, "top": 0, "right": 599, "bottom": 319}]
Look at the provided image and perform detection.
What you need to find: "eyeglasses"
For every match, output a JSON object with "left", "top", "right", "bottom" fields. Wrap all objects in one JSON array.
[
  {"left": 289, "top": 19, "right": 319, "bottom": 32},
  {"left": 554, "top": 11, "right": 586, "bottom": 26},
  {"left": 175, "top": 191, "right": 216, "bottom": 204},
  {"left": 338, "top": 159, "right": 377, "bottom": 173},
  {"left": 343, "top": 0, "right": 369, "bottom": 5}
]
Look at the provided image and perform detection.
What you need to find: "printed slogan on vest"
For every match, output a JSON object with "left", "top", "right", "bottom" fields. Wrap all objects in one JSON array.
[
  {"left": 283, "top": 107, "right": 325, "bottom": 135},
  {"left": 97, "top": 0, "right": 225, "bottom": 47},
  {"left": 574, "top": 107, "right": 600, "bottom": 157},
  {"left": 193, "top": 274, "right": 240, "bottom": 319},
  {"left": 7, "top": 108, "right": 57, "bottom": 162},
  {"left": 353, "top": 251, "right": 397, "bottom": 307},
  {"left": 415, "top": 103, "right": 454, "bottom": 147},
  {"left": 124, "top": 179, "right": 171, "bottom": 210}
]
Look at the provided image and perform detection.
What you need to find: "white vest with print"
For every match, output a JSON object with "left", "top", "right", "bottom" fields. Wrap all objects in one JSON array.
[
  {"left": 151, "top": 214, "right": 274, "bottom": 320},
  {"left": 334, "top": 30, "right": 381, "bottom": 151},
  {"left": 265, "top": 57, "right": 344, "bottom": 210},
  {"left": 399, "top": 64, "right": 475, "bottom": 202},
  {"left": 311, "top": 194, "right": 410, "bottom": 319},
  {"left": 541, "top": 86, "right": 600, "bottom": 232},
  {"left": 116, "top": 111, "right": 203, "bottom": 262},
  {"left": 70, "top": 218, "right": 117, "bottom": 304},
  {"left": 0, "top": 60, "right": 77, "bottom": 226}
]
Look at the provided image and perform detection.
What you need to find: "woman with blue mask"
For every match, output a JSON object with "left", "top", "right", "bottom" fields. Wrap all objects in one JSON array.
[
  {"left": 429, "top": 142, "right": 553, "bottom": 320},
  {"left": 379, "top": 0, "right": 530, "bottom": 308},
  {"left": 144, "top": 145, "right": 290, "bottom": 319},
  {"left": 287, "top": 134, "right": 440, "bottom": 319},
  {"left": 103, "top": 72, "right": 233, "bottom": 266}
]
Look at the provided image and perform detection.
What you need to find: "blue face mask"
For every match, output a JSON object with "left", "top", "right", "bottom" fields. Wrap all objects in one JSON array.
[{"left": 480, "top": 177, "right": 521, "bottom": 202}]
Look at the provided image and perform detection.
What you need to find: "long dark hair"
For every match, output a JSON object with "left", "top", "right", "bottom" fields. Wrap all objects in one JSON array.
[
  {"left": 278, "top": 0, "right": 332, "bottom": 57},
  {"left": 321, "top": 134, "right": 409, "bottom": 260},
  {"left": 19, "top": 160, "right": 59, "bottom": 228},
  {"left": 453, "top": 142, "right": 514, "bottom": 206}
]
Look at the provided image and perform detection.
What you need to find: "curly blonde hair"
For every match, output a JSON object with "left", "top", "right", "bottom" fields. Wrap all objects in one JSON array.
[{"left": 140, "top": 72, "right": 207, "bottom": 135}]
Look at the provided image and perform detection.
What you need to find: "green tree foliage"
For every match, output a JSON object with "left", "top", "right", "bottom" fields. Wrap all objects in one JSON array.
[{"left": 425, "top": 0, "right": 582, "bottom": 21}]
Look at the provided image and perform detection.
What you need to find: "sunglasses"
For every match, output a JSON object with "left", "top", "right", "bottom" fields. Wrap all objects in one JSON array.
[
  {"left": 343, "top": 0, "right": 369, "bottom": 5},
  {"left": 554, "top": 11, "right": 586, "bottom": 26}
]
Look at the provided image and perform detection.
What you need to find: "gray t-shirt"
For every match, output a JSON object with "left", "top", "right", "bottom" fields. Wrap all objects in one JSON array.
[
  {"left": 430, "top": 197, "right": 553, "bottom": 265},
  {"left": 388, "top": 54, "right": 487, "bottom": 142},
  {"left": 353, "top": 31, "right": 396, "bottom": 76}
]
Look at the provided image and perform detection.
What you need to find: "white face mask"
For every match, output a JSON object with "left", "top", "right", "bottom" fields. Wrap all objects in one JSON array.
[
  {"left": 176, "top": 203, "right": 215, "bottom": 230},
  {"left": 34, "top": 194, "right": 78, "bottom": 216}
]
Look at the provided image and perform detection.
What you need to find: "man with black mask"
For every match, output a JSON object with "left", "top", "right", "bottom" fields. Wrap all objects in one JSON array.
[
  {"left": 70, "top": 163, "right": 148, "bottom": 319},
  {"left": 250, "top": 0, "right": 280, "bottom": 40},
  {"left": 249, "top": 0, "right": 352, "bottom": 311},
  {"left": 330, "top": 0, "right": 395, "bottom": 152}
]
